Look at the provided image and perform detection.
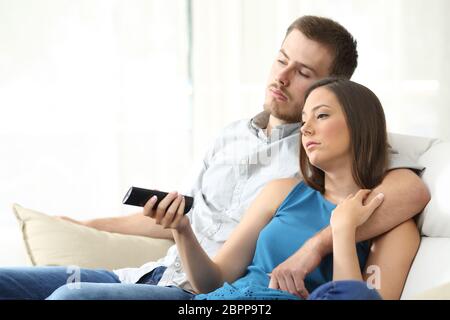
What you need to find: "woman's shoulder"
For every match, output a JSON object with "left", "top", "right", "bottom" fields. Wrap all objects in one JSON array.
[
  {"left": 265, "top": 177, "right": 301, "bottom": 192},
  {"left": 265, "top": 178, "right": 303, "bottom": 203},
  {"left": 261, "top": 178, "right": 302, "bottom": 209}
]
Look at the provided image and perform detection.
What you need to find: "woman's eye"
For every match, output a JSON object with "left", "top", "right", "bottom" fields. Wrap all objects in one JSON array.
[
  {"left": 317, "top": 114, "right": 328, "bottom": 119},
  {"left": 277, "top": 60, "right": 287, "bottom": 65}
]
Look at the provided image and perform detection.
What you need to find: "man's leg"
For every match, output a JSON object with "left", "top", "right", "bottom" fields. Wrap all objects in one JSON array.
[
  {"left": 46, "top": 283, "right": 195, "bottom": 300},
  {"left": 0, "top": 266, "right": 119, "bottom": 300},
  {"left": 308, "top": 280, "right": 382, "bottom": 300}
]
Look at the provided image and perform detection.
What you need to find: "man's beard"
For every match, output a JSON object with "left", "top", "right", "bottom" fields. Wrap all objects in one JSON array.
[{"left": 263, "top": 100, "right": 301, "bottom": 124}]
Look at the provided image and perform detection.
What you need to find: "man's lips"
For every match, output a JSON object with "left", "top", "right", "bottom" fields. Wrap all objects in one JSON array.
[{"left": 269, "top": 87, "right": 288, "bottom": 101}]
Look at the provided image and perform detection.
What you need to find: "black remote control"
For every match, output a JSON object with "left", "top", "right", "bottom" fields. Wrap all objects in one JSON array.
[{"left": 122, "top": 186, "right": 193, "bottom": 214}]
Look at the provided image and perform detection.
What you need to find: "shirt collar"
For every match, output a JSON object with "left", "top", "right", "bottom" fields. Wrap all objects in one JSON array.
[{"left": 249, "top": 111, "right": 301, "bottom": 141}]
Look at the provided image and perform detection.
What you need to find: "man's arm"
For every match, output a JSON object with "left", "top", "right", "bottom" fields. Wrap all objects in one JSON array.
[
  {"left": 59, "top": 212, "right": 174, "bottom": 240},
  {"left": 314, "top": 168, "right": 430, "bottom": 256}
]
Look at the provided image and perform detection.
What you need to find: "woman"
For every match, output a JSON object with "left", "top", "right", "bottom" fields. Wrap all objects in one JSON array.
[{"left": 145, "top": 77, "right": 419, "bottom": 300}]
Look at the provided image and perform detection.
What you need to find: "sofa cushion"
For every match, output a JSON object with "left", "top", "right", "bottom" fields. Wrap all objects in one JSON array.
[
  {"left": 388, "top": 132, "right": 438, "bottom": 164},
  {"left": 408, "top": 281, "right": 450, "bottom": 300},
  {"left": 13, "top": 203, "right": 174, "bottom": 270},
  {"left": 416, "top": 141, "right": 450, "bottom": 237}
]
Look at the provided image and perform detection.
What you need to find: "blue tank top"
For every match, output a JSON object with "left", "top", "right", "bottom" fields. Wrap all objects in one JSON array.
[{"left": 195, "top": 181, "right": 370, "bottom": 300}]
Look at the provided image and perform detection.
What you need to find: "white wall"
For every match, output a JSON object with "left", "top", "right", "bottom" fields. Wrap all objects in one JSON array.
[
  {"left": 191, "top": 0, "right": 450, "bottom": 160},
  {"left": 0, "top": 0, "right": 192, "bottom": 229}
]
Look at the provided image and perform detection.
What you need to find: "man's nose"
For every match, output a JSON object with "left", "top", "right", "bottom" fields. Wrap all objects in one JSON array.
[{"left": 275, "top": 67, "right": 291, "bottom": 87}]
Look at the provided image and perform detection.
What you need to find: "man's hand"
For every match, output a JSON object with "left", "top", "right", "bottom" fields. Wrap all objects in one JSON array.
[{"left": 268, "top": 237, "right": 325, "bottom": 299}]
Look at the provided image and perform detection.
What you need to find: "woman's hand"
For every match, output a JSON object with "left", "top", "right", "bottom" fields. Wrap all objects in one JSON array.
[
  {"left": 330, "top": 189, "right": 384, "bottom": 231},
  {"left": 143, "top": 191, "right": 190, "bottom": 233}
]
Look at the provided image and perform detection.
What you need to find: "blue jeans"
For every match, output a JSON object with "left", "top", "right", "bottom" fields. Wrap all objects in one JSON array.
[
  {"left": 308, "top": 280, "right": 382, "bottom": 300},
  {"left": 0, "top": 266, "right": 193, "bottom": 300},
  {"left": 0, "top": 266, "right": 380, "bottom": 300}
]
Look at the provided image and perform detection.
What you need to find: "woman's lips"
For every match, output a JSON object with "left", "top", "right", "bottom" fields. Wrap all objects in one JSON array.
[{"left": 306, "top": 142, "right": 320, "bottom": 150}]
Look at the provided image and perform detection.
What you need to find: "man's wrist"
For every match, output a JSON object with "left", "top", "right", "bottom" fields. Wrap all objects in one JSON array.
[{"left": 307, "top": 227, "right": 333, "bottom": 257}]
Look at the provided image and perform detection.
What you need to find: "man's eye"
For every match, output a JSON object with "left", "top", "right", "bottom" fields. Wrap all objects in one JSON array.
[
  {"left": 300, "top": 121, "right": 305, "bottom": 127},
  {"left": 277, "top": 60, "right": 287, "bottom": 65},
  {"left": 298, "top": 70, "right": 310, "bottom": 78}
]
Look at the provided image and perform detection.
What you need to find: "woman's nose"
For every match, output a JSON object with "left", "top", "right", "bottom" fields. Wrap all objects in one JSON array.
[{"left": 301, "top": 122, "right": 312, "bottom": 136}]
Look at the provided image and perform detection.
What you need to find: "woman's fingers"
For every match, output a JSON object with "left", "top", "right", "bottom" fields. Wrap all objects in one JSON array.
[
  {"left": 143, "top": 195, "right": 158, "bottom": 218},
  {"left": 354, "top": 189, "right": 371, "bottom": 201},
  {"left": 160, "top": 194, "right": 183, "bottom": 227},
  {"left": 154, "top": 192, "right": 179, "bottom": 224},
  {"left": 170, "top": 196, "right": 186, "bottom": 228},
  {"left": 367, "top": 193, "right": 385, "bottom": 213}
]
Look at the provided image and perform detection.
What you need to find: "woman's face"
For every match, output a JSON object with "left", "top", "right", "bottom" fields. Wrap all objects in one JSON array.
[{"left": 301, "top": 87, "right": 351, "bottom": 172}]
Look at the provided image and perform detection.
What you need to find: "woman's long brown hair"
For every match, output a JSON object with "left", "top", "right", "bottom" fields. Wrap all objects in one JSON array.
[{"left": 300, "top": 77, "right": 388, "bottom": 193}]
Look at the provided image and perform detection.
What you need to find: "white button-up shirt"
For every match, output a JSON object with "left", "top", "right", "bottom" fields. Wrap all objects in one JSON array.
[
  {"left": 113, "top": 111, "right": 301, "bottom": 291},
  {"left": 113, "top": 111, "right": 423, "bottom": 292}
]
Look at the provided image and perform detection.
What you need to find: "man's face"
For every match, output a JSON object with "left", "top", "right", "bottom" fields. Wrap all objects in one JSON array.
[{"left": 264, "top": 29, "right": 334, "bottom": 124}]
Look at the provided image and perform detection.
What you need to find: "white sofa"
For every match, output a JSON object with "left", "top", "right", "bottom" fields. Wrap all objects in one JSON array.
[
  {"left": 390, "top": 133, "right": 450, "bottom": 299},
  {"left": 6, "top": 133, "right": 450, "bottom": 299}
]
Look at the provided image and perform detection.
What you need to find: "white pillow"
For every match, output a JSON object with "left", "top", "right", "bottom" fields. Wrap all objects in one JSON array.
[
  {"left": 13, "top": 203, "right": 174, "bottom": 270},
  {"left": 417, "top": 141, "right": 450, "bottom": 237},
  {"left": 388, "top": 132, "right": 438, "bottom": 163}
]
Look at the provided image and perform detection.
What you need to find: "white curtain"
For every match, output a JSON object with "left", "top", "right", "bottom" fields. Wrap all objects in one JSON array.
[
  {"left": 0, "top": 0, "right": 191, "bottom": 228},
  {"left": 191, "top": 0, "right": 450, "bottom": 161}
]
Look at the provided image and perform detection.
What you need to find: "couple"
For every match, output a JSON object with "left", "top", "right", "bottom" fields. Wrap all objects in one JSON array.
[
  {"left": 0, "top": 16, "right": 429, "bottom": 300},
  {"left": 135, "top": 76, "right": 416, "bottom": 300}
]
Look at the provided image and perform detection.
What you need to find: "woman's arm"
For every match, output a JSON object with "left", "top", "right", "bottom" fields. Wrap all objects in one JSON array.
[
  {"left": 172, "top": 220, "right": 223, "bottom": 293},
  {"left": 145, "top": 192, "right": 220, "bottom": 293},
  {"left": 332, "top": 226, "right": 363, "bottom": 281},
  {"left": 330, "top": 190, "right": 385, "bottom": 281},
  {"left": 363, "top": 219, "right": 420, "bottom": 300},
  {"left": 148, "top": 179, "right": 298, "bottom": 294}
]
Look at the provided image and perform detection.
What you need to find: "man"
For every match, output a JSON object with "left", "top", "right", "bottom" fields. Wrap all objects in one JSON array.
[{"left": 0, "top": 16, "right": 429, "bottom": 300}]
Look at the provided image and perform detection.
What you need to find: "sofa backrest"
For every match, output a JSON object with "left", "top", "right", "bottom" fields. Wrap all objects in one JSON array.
[
  {"left": 388, "top": 132, "right": 450, "bottom": 237},
  {"left": 417, "top": 140, "right": 450, "bottom": 237},
  {"left": 388, "top": 132, "right": 438, "bottom": 164}
]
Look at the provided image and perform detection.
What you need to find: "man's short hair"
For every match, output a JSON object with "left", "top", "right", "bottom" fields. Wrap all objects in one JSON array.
[{"left": 286, "top": 16, "right": 358, "bottom": 79}]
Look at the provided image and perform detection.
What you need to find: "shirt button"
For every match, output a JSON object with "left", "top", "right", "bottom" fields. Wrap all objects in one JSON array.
[{"left": 174, "top": 262, "right": 181, "bottom": 269}]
